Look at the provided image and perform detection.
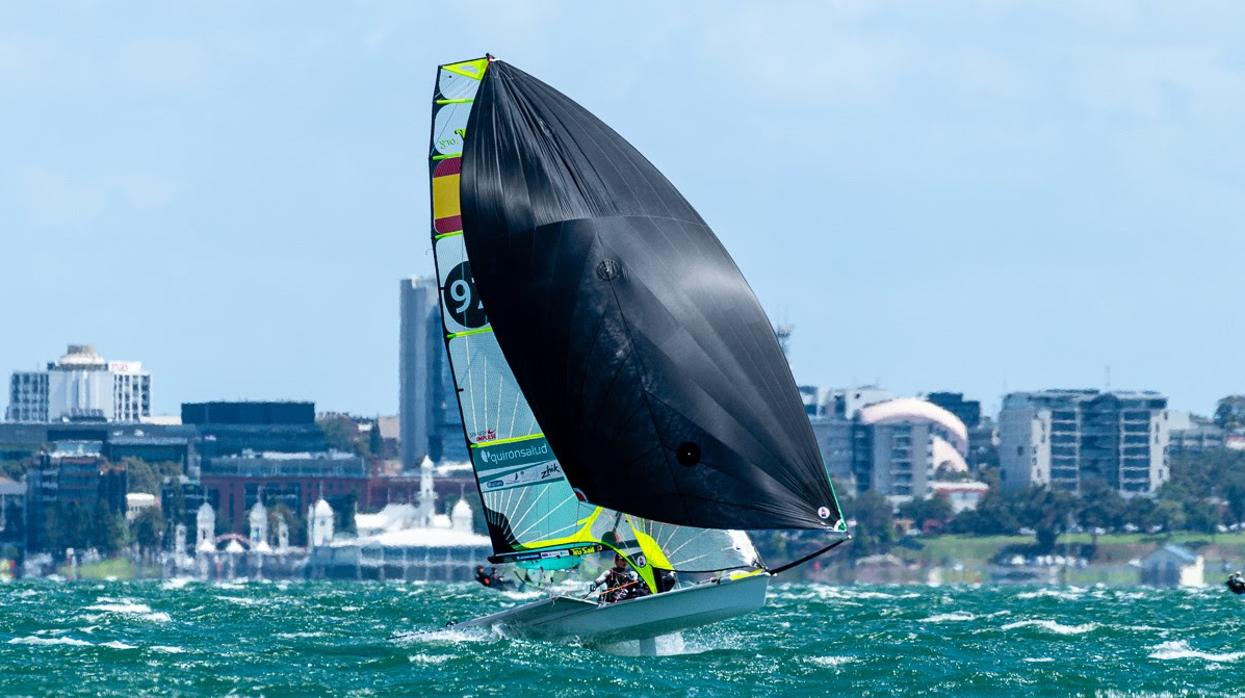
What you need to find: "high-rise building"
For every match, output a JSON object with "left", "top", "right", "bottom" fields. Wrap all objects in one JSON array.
[
  {"left": 925, "top": 392, "right": 982, "bottom": 429},
  {"left": 399, "top": 278, "right": 466, "bottom": 469},
  {"left": 998, "top": 389, "right": 1170, "bottom": 496},
  {"left": 806, "top": 392, "right": 972, "bottom": 504},
  {"left": 6, "top": 345, "right": 151, "bottom": 423}
]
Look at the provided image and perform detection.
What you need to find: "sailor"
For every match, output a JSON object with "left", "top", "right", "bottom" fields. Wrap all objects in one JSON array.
[
  {"left": 474, "top": 565, "right": 494, "bottom": 588},
  {"left": 1227, "top": 571, "right": 1245, "bottom": 595},
  {"left": 592, "top": 553, "right": 641, "bottom": 603},
  {"left": 475, "top": 565, "right": 515, "bottom": 590}
]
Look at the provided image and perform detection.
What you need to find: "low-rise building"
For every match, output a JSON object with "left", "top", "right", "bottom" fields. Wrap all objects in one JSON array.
[
  {"left": 1168, "top": 411, "right": 1225, "bottom": 456},
  {"left": 1140, "top": 544, "right": 1204, "bottom": 588},
  {"left": 200, "top": 450, "right": 368, "bottom": 532},
  {"left": 930, "top": 480, "right": 990, "bottom": 514}
]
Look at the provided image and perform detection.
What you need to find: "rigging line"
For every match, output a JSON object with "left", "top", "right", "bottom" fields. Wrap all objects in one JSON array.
[{"left": 766, "top": 537, "right": 850, "bottom": 576}]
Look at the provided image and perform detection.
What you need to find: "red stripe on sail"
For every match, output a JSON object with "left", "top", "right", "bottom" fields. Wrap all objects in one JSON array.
[
  {"left": 435, "top": 215, "right": 462, "bottom": 234},
  {"left": 434, "top": 157, "right": 462, "bottom": 177}
]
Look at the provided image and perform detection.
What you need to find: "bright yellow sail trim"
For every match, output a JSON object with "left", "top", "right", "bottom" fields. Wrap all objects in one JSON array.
[
  {"left": 627, "top": 518, "right": 673, "bottom": 571},
  {"left": 518, "top": 506, "right": 604, "bottom": 550},
  {"left": 442, "top": 57, "right": 489, "bottom": 81}
]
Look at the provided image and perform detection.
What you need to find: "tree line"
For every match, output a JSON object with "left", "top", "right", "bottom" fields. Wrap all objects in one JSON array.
[{"left": 838, "top": 448, "right": 1245, "bottom": 558}]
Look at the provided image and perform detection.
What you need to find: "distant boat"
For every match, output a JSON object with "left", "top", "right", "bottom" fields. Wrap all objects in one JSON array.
[{"left": 427, "top": 56, "right": 847, "bottom": 649}]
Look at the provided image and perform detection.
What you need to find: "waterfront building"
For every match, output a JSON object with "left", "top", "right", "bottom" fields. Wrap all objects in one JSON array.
[
  {"left": 998, "top": 389, "right": 1170, "bottom": 496},
  {"left": 925, "top": 392, "right": 982, "bottom": 430},
  {"left": 1215, "top": 395, "right": 1245, "bottom": 431},
  {"left": 1140, "top": 544, "right": 1204, "bottom": 587},
  {"left": 24, "top": 441, "right": 127, "bottom": 552},
  {"left": 306, "top": 456, "right": 489, "bottom": 581},
  {"left": 930, "top": 481, "right": 990, "bottom": 513},
  {"left": 825, "top": 386, "right": 893, "bottom": 420},
  {"left": 125, "top": 492, "right": 157, "bottom": 521},
  {"left": 181, "top": 401, "right": 325, "bottom": 457},
  {"left": 1167, "top": 411, "right": 1225, "bottom": 456},
  {"left": 6, "top": 345, "right": 151, "bottom": 423},
  {"left": 806, "top": 393, "right": 970, "bottom": 504},
  {"left": 199, "top": 450, "right": 367, "bottom": 532},
  {"left": 399, "top": 278, "right": 469, "bottom": 470},
  {"left": 0, "top": 475, "right": 24, "bottom": 553},
  {"left": 851, "top": 399, "right": 969, "bottom": 504}
]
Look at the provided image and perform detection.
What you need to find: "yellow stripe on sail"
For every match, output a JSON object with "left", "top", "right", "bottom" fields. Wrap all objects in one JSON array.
[{"left": 432, "top": 172, "right": 461, "bottom": 220}]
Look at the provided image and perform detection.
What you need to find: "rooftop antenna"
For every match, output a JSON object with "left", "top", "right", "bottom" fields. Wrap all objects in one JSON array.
[{"left": 1104, "top": 365, "right": 1112, "bottom": 391}]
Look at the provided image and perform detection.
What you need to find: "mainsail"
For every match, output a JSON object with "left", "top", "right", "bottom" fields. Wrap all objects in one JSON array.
[
  {"left": 458, "top": 59, "right": 845, "bottom": 531},
  {"left": 429, "top": 57, "right": 759, "bottom": 586}
]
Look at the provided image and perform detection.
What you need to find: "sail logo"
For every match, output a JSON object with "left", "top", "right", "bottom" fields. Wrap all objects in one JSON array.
[{"left": 476, "top": 438, "right": 552, "bottom": 471}]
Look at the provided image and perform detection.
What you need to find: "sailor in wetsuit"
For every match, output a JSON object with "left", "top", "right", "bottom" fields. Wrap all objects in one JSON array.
[
  {"left": 591, "top": 553, "right": 648, "bottom": 604},
  {"left": 474, "top": 565, "right": 515, "bottom": 591}
]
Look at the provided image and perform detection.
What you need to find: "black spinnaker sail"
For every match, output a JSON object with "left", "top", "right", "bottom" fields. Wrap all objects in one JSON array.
[{"left": 459, "top": 60, "right": 843, "bottom": 531}]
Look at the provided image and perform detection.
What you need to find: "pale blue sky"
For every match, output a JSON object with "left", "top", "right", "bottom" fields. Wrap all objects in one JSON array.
[{"left": 2, "top": 2, "right": 1242, "bottom": 418}]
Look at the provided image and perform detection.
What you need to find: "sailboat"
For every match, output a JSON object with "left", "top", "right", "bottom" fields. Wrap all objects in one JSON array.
[{"left": 428, "top": 56, "right": 847, "bottom": 648}]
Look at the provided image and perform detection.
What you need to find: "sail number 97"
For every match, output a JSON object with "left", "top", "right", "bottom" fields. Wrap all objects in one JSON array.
[{"left": 443, "top": 261, "right": 488, "bottom": 328}]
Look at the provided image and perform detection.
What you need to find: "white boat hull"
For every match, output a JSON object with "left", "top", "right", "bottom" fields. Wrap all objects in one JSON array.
[{"left": 455, "top": 573, "right": 770, "bottom": 644}]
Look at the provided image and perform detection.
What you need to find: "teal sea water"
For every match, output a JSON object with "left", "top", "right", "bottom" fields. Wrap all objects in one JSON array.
[{"left": 1, "top": 579, "right": 1240, "bottom": 696}]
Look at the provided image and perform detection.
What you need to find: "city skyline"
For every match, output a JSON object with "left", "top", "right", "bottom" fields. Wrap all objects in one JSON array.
[{"left": 3, "top": 3, "right": 1243, "bottom": 417}]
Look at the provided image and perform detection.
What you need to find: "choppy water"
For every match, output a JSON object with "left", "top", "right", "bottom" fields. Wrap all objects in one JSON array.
[{"left": 1, "top": 579, "right": 1241, "bottom": 696}]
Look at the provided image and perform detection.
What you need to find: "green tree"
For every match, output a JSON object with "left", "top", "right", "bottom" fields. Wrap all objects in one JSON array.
[
  {"left": 318, "top": 415, "right": 368, "bottom": 456},
  {"left": 131, "top": 507, "right": 165, "bottom": 555},
  {"left": 121, "top": 457, "right": 183, "bottom": 494},
  {"left": 1154, "top": 499, "right": 1187, "bottom": 533},
  {"left": 1077, "top": 480, "right": 1127, "bottom": 539},
  {"left": 94, "top": 501, "right": 128, "bottom": 555},
  {"left": 845, "top": 491, "right": 895, "bottom": 559},
  {"left": 897, "top": 495, "right": 953, "bottom": 532}
]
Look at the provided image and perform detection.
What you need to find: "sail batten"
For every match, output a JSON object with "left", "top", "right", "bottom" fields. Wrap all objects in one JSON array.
[{"left": 459, "top": 60, "right": 844, "bottom": 531}]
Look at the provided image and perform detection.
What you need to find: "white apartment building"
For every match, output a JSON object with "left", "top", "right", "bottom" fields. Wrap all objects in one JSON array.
[{"left": 6, "top": 345, "right": 151, "bottom": 423}]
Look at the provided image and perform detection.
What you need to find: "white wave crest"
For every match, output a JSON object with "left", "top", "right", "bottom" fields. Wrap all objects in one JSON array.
[
  {"left": 810, "top": 655, "right": 857, "bottom": 667},
  {"left": 152, "top": 645, "right": 186, "bottom": 654},
  {"left": 84, "top": 601, "right": 170, "bottom": 623},
  {"left": 100, "top": 640, "right": 137, "bottom": 650},
  {"left": 1149, "top": 640, "right": 1245, "bottom": 663},
  {"left": 1001, "top": 619, "right": 1097, "bottom": 635},
  {"left": 922, "top": 611, "right": 976, "bottom": 623},
  {"left": 8, "top": 636, "right": 93, "bottom": 647},
  {"left": 409, "top": 653, "right": 452, "bottom": 665},
  {"left": 1015, "top": 588, "right": 1084, "bottom": 601}
]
